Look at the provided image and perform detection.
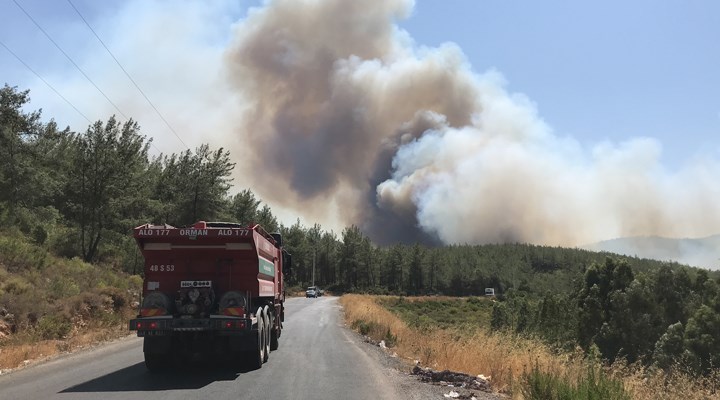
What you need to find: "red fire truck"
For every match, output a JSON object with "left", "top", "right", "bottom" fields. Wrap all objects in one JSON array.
[{"left": 129, "top": 221, "right": 291, "bottom": 371}]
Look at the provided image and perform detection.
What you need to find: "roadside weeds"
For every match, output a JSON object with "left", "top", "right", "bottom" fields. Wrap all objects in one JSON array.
[
  {"left": 340, "top": 294, "right": 717, "bottom": 400},
  {"left": 0, "top": 324, "right": 132, "bottom": 373}
]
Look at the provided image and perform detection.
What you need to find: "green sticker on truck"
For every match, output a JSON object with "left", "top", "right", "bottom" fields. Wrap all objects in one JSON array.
[{"left": 259, "top": 257, "right": 275, "bottom": 276}]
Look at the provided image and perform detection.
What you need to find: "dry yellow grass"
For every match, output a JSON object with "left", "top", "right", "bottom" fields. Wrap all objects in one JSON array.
[
  {"left": 340, "top": 294, "right": 563, "bottom": 394},
  {"left": 611, "top": 361, "right": 719, "bottom": 400},
  {"left": 0, "top": 324, "right": 131, "bottom": 371},
  {"left": 340, "top": 294, "right": 718, "bottom": 399}
]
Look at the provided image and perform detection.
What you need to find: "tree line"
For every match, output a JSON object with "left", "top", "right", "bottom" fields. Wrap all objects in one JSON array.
[
  {"left": 3, "top": 84, "right": 720, "bottom": 375},
  {"left": 491, "top": 258, "right": 720, "bottom": 375},
  {"left": 1, "top": 85, "right": 262, "bottom": 270},
  {"left": 4, "top": 84, "right": 604, "bottom": 294}
]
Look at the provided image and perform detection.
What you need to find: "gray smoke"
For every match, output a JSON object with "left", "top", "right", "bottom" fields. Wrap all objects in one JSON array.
[{"left": 223, "top": 0, "right": 720, "bottom": 249}]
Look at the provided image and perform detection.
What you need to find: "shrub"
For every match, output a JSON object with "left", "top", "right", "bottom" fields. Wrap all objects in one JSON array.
[
  {"left": 32, "top": 225, "right": 48, "bottom": 245},
  {"left": 0, "top": 286, "right": 48, "bottom": 331},
  {"left": 128, "top": 275, "right": 143, "bottom": 293},
  {"left": 352, "top": 319, "right": 375, "bottom": 336},
  {"left": 0, "top": 236, "right": 49, "bottom": 272},
  {"left": 48, "top": 276, "right": 81, "bottom": 299},
  {"left": 47, "top": 226, "right": 82, "bottom": 259},
  {"left": 36, "top": 314, "right": 72, "bottom": 340},
  {"left": 95, "top": 286, "right": 129, "bottom": 311},
  {"left": 384, "top": 328, "right": 398, "bottom": 347},
  {"left": 522, "top": 362, "right": 630, "bottom": 400},
  {"left": 467, "top": 296, "right": 483, "bottom": 305},
  {"left": 351, "top": 318, "right": 392, "bottom": 339},
  {"left": 2, "top": 276, "right": 31, "bottom": 295}
]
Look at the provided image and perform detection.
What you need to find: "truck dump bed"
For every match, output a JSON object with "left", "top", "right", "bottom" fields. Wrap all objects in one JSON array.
[{"left": 134, "top": 221, "right": 281, "bottom": 300}]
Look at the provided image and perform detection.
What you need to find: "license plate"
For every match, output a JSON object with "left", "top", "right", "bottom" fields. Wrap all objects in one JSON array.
[{"left": 181, "top": 280, "right": 212, "bottom": 288}]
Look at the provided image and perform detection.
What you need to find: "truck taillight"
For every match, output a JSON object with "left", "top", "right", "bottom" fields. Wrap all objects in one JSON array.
[
  {"left": 140, "top": 308, "right": 166, "bottom": 317},
  {"left": 221, "top": 320, "right": 246, "bottom": 329},
  {"left": 221, "top": 307, "right": 245, "bottom": 316},
  {"left": 136, "top": 321, "right": 160, "bottom": 330}
]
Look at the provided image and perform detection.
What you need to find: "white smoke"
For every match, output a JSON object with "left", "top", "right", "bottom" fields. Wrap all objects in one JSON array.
[
  {"left": 224, "top": 0, "right": 720, "bottom": 249},
  {"left": 9, "top": 0, "right": 720, "bottom": 259},
  {"left": 378, "top": 77, "right": 720, "bottom": 245}
]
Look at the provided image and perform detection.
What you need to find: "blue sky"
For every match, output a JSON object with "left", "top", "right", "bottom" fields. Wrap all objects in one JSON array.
[
  {"left": 398, "top": 1, "right": 720, "bottom": 167},
  {"left": 1, "top": 0, "right": 718, "bottom": 167},
  {"left": 2, "top": 0, "right": 720, "bottom": 253}
]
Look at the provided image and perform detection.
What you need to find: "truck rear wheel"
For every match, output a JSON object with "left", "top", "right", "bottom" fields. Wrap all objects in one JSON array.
[
  {"left": 245, "top": 312, "right": 264, "bottom": 370},
  {"left": 270, "top": 312, "right": 279, "bottom": 351},
  {"left": 262, "top": 308, "right": 270, "bottom": 362}
]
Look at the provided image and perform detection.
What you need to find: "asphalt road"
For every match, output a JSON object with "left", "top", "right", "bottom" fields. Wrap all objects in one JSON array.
[{"left": 0, "top": 297, "right": 401, "bottom": 400}]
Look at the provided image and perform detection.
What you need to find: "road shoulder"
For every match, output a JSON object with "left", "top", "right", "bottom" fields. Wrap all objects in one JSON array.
[{"left": 338, "top": 313, "right": 501, "bottom": 400}]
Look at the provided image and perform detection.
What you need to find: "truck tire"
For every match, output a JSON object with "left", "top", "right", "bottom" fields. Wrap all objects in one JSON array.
[
  {"left": 270, "top": 311, "right": 279, "bottom": 350},
  {"left": 245, "top": 316, "right": 264, "bottom": 370},
  {"left": 262, "top": 307, "right": 270, "bottom": 362}
]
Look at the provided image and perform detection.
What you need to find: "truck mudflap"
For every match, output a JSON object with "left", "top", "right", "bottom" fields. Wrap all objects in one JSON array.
[{"left": 129, "top": 315, "right": 256, "bottom": 336}]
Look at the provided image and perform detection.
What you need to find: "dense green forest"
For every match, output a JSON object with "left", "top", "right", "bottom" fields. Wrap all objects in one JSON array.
[{"left": 2, "top": 84, "right": 720, "bottom": 375}]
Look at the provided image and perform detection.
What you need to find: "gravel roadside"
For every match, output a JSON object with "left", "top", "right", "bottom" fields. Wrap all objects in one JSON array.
[{"left": 341, "top": 322, "right": 504, "bottom": 400}]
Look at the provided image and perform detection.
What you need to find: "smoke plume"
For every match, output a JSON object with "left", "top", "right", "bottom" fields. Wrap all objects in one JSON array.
[
  {"left": 9, "top": 0, "right": 719, "bottom": 264},
  {"left": 222, "top": 0, "right": 720, "bottom": 248},
  {"left": 9, "top": 0, "right": 717, "bottom": 266}
]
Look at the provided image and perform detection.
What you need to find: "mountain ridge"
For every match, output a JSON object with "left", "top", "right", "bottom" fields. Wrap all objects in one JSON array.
[{"left": 584, "top": 234, "right": 720, "bottom": 270}]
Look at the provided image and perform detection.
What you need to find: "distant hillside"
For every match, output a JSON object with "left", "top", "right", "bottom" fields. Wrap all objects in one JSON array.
[{"left": 584, "top": 235, "right": 720, "bottom": 270}]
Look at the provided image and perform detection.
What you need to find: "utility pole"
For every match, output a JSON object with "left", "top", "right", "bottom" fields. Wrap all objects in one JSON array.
[{"left": 312, "top": 249, "right": 316, "bottom": 287}]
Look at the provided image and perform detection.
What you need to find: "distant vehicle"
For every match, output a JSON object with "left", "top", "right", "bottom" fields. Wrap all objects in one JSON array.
[
  {"left": 484, "top": 288, "right": 495, "bottom": 297},
  {"left": 306, "top": 286, "right": 319, "bottom": 298}
]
